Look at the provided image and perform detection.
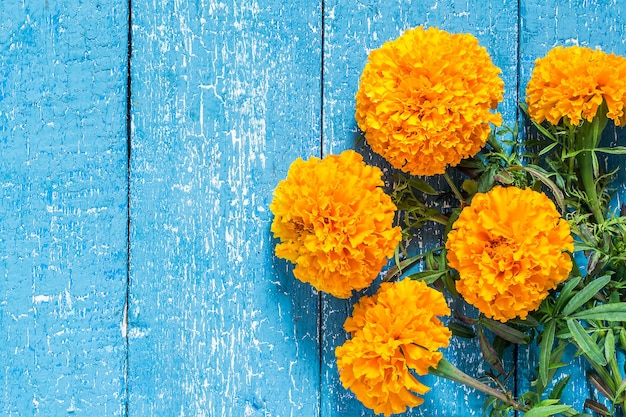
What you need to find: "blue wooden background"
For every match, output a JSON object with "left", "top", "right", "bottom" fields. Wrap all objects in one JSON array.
[{"left": 1, "top": 1, "right": 625, "bottom": 416}]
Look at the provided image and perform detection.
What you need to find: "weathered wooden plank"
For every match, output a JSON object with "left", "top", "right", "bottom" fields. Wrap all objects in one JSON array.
[
  {"left": 517, "top": 0, "right": 626, "bottom": 410},
  {"left": 0, "top": 1, "right": 129, "bottom": 415},
  {"left": 321, "top": 1, "right": 519, "bottom": 415},
  {"left": 128, "top": 1, "right": 322, "bottom": 415}
]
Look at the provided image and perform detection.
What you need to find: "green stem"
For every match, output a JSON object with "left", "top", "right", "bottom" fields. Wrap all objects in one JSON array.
[
  {"left": 575, "top": 102, "right": 609, "bottom": 224},
  {"left": 430, "top": 358, "right": 528, "bottom": 412},
  {"left": 577, "top": 149, "right": 605, "bottom": 223}
]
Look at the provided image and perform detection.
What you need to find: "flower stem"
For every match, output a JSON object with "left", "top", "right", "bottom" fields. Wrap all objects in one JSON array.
[
  {"left": 577, "top": 150, "right": 605, "bottom": 224},
  {"left": 430, "top": 358, "right": 528, "bottom": 412},
  {"left": 575, "top": 102, "right": 609, "bottom": 224}
]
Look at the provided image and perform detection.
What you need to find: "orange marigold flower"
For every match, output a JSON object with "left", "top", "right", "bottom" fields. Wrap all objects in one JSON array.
[
  {"left": 525, "top": 45, "right": 626, "bottom": 126},
  {"left": 335, "top": 279, "right": 451, "bottom": 416},
  {"left": 355, "top": 26, "right": 504, "bottom": 176},
  {"left": 446, "top": 186, "right": 574, "bottom": 322},
  {"left": 270, "top": 150, "right": 401, "bottom": 299}
]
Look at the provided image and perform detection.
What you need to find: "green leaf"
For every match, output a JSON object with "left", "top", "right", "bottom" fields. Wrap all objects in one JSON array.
[
  {"left": 614, "top": 377, "right": 626, "bottom": 400},
  {"left": 442, "top": 270, "right": 460, "bottom": 298},
  {"left": 588, "top": 372, "right": 614, "bottom": 400},
  {"left": 539, "top": 320, "right": 556, "bottom": 385},
  {"left": 561, "top": 276, "right": 610, "bottom": 317},
  {"left": 482, "top": 318, "right": 530, "bottom": 344},
  {"left": 530, "top": 120, "right": 559, "bottom": 142},
  {"left": 538, "top": 141, "right": 559, "bottom": 156},
  {"left": 548, "top": 375, "right": 571, "bottom": 400},
  {"left": 604, "top": 329, "right": 615, "bottom": 366},
  {"left": 409, "top": 177, "right": 438, "bottom": 195},
  {"left": 554, "top": 276, "right": 582, "bottom": 315},
  {"left": 572, "top": 303, "right": 626, "bottom": 322},
  {"left": 461, "top": 179, "right": 478, "bottom": 196},
  {"left": 592, "top": 151, "right": 600, "bottom": 178},
  {"left": 594, "top": 146, "right": 626, "bottom": 155},
  {"left": 522, "top": 165, "right": 566, "bottom": 212},
  {"left": 444, "top": 208, "right": 461, "bottom": 236},
  {"left": 566, "top": 319, "right": 607, "bottom": 366},
  {"left": 619, "top": 329, "right": 626, "bottom": 350},
  {"left": 523, "top": 404, "right": 577, "bottom": 417},
  {"left": 584, "top": 399, "right": 612, "bottom": 416},
  {"left": 407, "top": 269, "right": 447, "bottom": 284},
  {"left": 448, "top": 322, "right": 475, "bottom": 339},
  {"left": 478, "top": 326, "right": 505, "bottom": 374}
]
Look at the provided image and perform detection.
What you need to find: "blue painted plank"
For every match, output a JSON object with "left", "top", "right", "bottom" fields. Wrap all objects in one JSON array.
[
  {"left": 127, "top": 1, "right": 322, "bottom": 416},
  {"left": 321, "top": 1, "right": 519, "bottom": 416},
  {"left": 517, "top": 0, "right": 626, "bottom": 411},
  {"left": 0, "top": 1, "right": 129, "bottom": 415}
]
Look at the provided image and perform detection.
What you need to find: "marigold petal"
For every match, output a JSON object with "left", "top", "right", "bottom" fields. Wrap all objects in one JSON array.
[
  {"left": 446, "top": 186, "right": 573, "bottom": 322},
  {"left": 335, "top": 280, "right": 451, "bottom": 415},
  {"left": 270, "top": 150, "right": 402, "bottom": 298},
  {"left": 525, "top": 45, "right": 626, "bottom": 126},
  {"left": 356, "top": 26, "right": 504, "bottom": 176}
]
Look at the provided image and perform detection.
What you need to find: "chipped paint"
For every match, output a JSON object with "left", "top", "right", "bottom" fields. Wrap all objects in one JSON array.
[
  {"left": 3, "top": 0, "right": 626, "bottom": 416},
  {"left": 0, "top": 0, "right": 129, "bottom": 415}
]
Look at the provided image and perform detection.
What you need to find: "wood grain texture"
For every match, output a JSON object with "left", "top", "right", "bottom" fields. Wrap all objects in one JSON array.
[
  {"left": 128, "top": 1, "right": 322, "bottom": 415},
  {"left": 0, "top": 1, "right": 129, "bottom": 415},
  {"left": 517, "top": 0, "right": 626, "bottom": 411},
  {"left": 2, "top": 1, "right": 625, "bottom": 416},
  {"left": 320, "top": 1, "right": 519, "bottom": 415}
]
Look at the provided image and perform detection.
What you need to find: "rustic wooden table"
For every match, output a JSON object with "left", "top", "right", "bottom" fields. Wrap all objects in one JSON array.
[{"left": 2, "top": 0, "right": 626, "bottom": 416}]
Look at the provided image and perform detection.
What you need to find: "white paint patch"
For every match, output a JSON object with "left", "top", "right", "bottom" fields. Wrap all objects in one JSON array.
[
  {"left": 32, "top": 295, "right": 53, "bottom": 303},
  {"left": 128, "top": 327, "right": 151, "bottom": 339},
  {"left": 121, "top": 302, "right": 128, "bottom": 338}
]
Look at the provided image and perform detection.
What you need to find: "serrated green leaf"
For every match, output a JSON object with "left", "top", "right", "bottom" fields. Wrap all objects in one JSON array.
[
  {"left": 566, "top": 319, "right": 607, "bottom": 366},
  {"left": 571, "top": 303, "right": 626, "bottom": 322},
  {"left": 539, "top": 320, "right": 556, "bottom": 385},
  {"left": 561, "top": 276, "right": 610, "bottom": 317}
]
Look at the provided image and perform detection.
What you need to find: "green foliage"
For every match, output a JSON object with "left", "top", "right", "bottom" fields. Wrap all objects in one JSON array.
[{"left": 385, "top": 101, "right": 626, "bottom": 416}]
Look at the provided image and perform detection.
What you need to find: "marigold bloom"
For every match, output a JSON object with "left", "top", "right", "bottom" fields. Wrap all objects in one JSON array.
[
  {"left": 336, "top": 279, "right": 451, "bottom": 415},
  {"left": 270, "top": 150, "right": 401, "bottom": 298},
  {"left": 525, "top": 45, "right": 626, "bottom": 126},
  {"left": 446, "top": 186, "right": 573, "bottom": 322},
  {"left": 355, "top": 26, "right": 504, "bottom": 176}
]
